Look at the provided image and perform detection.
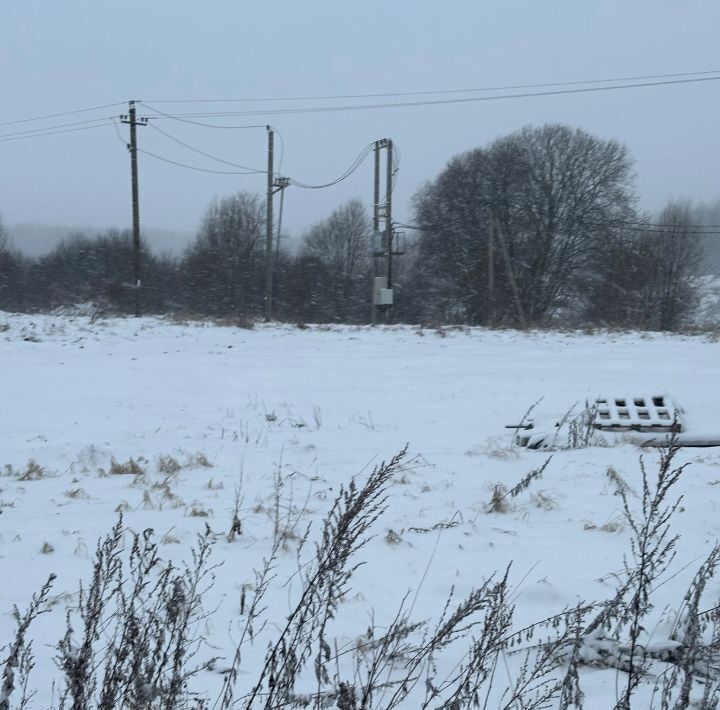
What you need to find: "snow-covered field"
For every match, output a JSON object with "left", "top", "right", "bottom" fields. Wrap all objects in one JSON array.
[{"left": 1, "top": 312, "right": 720, "bottom": 707}]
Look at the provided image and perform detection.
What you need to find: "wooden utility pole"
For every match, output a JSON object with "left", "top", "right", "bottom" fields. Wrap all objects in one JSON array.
[
  {"left": 121, "top": 101, "right": 146, "bottom": 317},
  {"left": 371, "top": 142, "right": 381, "bottom": 323},
  {"left": 265, "top": 126, "right": 274, "bottom": 321}
]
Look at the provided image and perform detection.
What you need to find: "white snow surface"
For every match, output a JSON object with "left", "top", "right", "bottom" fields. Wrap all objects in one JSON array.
[{"left": 1, "top": 312, "right": 720, "bottom": 707}]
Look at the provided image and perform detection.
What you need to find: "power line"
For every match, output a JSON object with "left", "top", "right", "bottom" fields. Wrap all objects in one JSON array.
[
  {"left": 114, "top": 112, "right": 262, "bottom": 176},
  {"left": 582, "top": 217, "right": 720, "bottom": 230},
  {"left": 587, "top": 226, "right": 720, "bottom": 235},
  {"left": 130, "top": 122, "right": 373, "bottom": 187},
  {"left": 146, "top": 121, "right": 265, "bottom": 173},
  {"left": 137, "top": 147, "right": 262, "bottom": 175},
  {"left": 111, "top": 117, "right": 128, "bottom": 148},
  {"left": 288, "top": 143, "right": 375, "bottom": 189},
  {"left": 0, "top": 120, "right": 117, "bottom": 143},
  {"left": 137, "top": 75, "right": 720, "bottom": 119},
  {"left": 590, "top": 225, "right": 720, "bottom": 235},
  {"left": 396, "top": 220, "right": 720, "bottom": 235},
  {"left": 272, "top": 125, "right": 285, "bottom": 175},
  {"left": 391, "top": 143, "right": 401, "bottom": 194},
  {"left": 138, "top": 102, "right": 267, "bottom": 130},
  {"left": 2, "top": 68, "right": 717, "bottom": 129},
  {"left": 140, "top": 69, "right": 720, "bottom": 104},
  {"left": 0, "top": 101, "right": 125, "bottom": 128},
  {"left": 0, "top": 116, "right": 117, "bottom": 141},
  {"left": 119, "top": 116, "right": 374, "bottom": 188}
]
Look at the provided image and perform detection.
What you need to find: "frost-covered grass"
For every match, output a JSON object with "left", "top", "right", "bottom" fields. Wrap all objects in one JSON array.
[{"left": 1, "top": 313, "right": 720, "bottom": 707}]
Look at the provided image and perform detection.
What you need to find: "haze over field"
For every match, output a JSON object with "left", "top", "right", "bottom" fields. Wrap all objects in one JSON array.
[{"left": 2, "top": 1, "right": 720, "bottom": 240}]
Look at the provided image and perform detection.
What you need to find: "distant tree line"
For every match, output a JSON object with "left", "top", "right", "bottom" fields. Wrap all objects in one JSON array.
[{"left": 0, "top": 124, "right": 709, "bottom": 331}]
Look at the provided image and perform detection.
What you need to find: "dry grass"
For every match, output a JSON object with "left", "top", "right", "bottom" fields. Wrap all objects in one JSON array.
[
  {"left": 466, "top": 440, "right": 522, "bottom": 460},
  {"left": 606, "top": 465, "right": 638, "bottom": 498},
  {"left": 161, "top": 532, "right": 181, "bottom": 545},
  {"left": 530, "top": 491, "right": 559, "bottom": 510},
  {"left": 16, "top": 459, "right": 49, "bottom": 481},
  {"left": 157, "top": 454, "right": 182, "bottom": 474},
  {"left": 5, "top": 445, "right": 719, "bottom": 708},
  {"left": 487, "top": 483, "right": 512, "bottom": 513},
  {"left": 214, "top": 315, "right": 255, "bottom": 330},
  {"left": 63, "top": 488, "right": 89, "bottom": 500},
  {"left": 187, "top": 502, "right": 213, "bottom": 517},
  {"left": 183, "top": 451, "right": 212, "bottom": 469},
  {"left": 109, "top": 457, "right": 145, "bottom": 476},
  {"left": 384, "top": 528, "right": 403, "bottom": 545}
]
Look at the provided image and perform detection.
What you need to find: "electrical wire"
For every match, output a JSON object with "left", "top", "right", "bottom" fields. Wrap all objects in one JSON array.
[
  {"left": 580, "top": 217, "right": 720, "bottom": 230},
  {"left": 288, "top": 142, "right": 375, "bottom": 189},
  {"left": 391, "top": 143, "right": 401, "bottom": 194},
  {"left": 0, "top": 120, "right": 117, "bottom": 143},
  {"left": 137, "top": 148, "right": 262, "bottom": 175},
  {"left": 146, "top": 121, "right": 265, "bottom": 173},
  {"left": 136, "top": 75, "right": 720, "bottom": 119},
  {"left": 138, "top": 101, "right": 267, "bottom": 130},
  {"left": 3, "top": 68, "right": 718, "bottom": 130},
  {"left": 275, "top": 184, "right": 286, "bottom": 261},
  {"left": 271, "top": 125, "right": 285, "bottom": 176},
  {"left": 115, "top": 115, "right": 371, "bottom": 188},
  {"left": 141, "top": 69, "right": 720, "bottom": 104},
  {"left": 0, "top": 101, "right": 125, "bottom": 128},
  {"left": 0, "top": 116, "right": 117, "bottom": 141},
  {"left": 395, "top": 220, "right": 720, "bottom": 235},
  {"left": 586, "top": 226, "right": 720, "bottom": 235},
  {"left": 111, "top": 117, "right": 128, "bottom": 149}
]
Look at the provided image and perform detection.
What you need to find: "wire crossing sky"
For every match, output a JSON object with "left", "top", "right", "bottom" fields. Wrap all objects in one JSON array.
[{"left": 1, "top": 0, "right": 719, "bottom": 254}]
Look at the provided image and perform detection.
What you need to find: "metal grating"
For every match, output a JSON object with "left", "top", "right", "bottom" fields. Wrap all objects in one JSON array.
[{"left": 593, "top": 394, "right": 682, "bottom": 432}]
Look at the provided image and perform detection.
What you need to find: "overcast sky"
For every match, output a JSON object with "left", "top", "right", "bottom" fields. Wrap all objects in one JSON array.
[{"left": 2, "top": 1, "right": 719, "bottom": 253}]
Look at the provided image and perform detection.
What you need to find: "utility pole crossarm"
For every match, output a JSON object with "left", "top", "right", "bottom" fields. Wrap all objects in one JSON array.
[{"left": 272, "top": 176, "right": 290, "bottom": 195}]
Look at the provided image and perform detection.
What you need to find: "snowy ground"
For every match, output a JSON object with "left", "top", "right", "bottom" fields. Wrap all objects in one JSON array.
[{"left": 1, "top": 312, "right": 720, "bottom": 707}]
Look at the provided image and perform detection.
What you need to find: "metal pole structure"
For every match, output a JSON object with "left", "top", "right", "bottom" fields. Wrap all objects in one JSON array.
[
  {"left": 386, "top": 139, "right": 393, "bottom": 291},
  {"left": 265, "top": 126, "right": 274, "bottom": 322},
  {"left": 371, "top": 141, "right": 381, "bottom": 323}
]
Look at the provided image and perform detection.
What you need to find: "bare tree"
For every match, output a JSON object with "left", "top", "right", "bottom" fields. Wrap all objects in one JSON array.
[
  {"left": 692, "top": 196, "right": 720, "bottom": 274},
  {"left": 299, "top": 199, "right": 371, "bottom": 322},
  {"left": 585, "top": 201, "right": 703, "bottom": 330},
  {"left": 181, "top": 192, "right": 264, "bottom": 317},
  {"left": 25, "top": 229, "right": 170, "bottom": 314},
  {"left": 0, "top": 216, "right": 25, "bottom": 312},
  {"left": 653, "top": 201, "right": 704, "bottom": 330},
  {"left": 412, "top": 124, "right": 637, "bottom": 325},
  {"left": 412, "top": 149, "right": 492, "bottom": 322}
]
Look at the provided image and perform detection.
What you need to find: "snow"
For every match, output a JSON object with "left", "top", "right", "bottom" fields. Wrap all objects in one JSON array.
[{"left": 1, "top": 312, "right": 720, "bottom": 707}]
